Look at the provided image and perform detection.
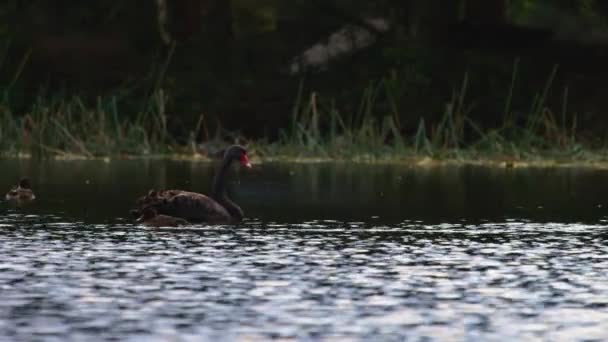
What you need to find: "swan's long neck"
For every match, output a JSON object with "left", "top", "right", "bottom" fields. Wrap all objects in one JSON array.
[{"left": 211, "top": 157, "right": 244, "bottom": 221}]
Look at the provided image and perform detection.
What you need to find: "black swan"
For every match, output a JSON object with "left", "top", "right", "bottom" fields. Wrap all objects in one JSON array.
[
  {"left": 132, "top": 145, "right": 252, "bottom": 224},
  {"left": 5, "top": 178, "right": 36, "bottom": 203},
  {"left": 137, "top": 207, "right": 190, "bottom": 227}
]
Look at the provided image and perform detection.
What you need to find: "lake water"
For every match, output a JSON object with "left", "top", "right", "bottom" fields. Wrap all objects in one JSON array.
[{"left": 1, "top": 159, "right": 607, "bottom": 341}]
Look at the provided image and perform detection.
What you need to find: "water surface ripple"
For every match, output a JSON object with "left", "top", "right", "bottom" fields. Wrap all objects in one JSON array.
[
  {"left": 1, "top": 214, "right": 607, "bottom": 341},
  {"left": 2, "top": 161, "right": 608, "bottom": 340}
]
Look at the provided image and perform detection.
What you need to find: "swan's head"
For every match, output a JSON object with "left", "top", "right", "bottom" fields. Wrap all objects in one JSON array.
[{"left": 225, "top": 145, "right": 252, "bottom": 168}]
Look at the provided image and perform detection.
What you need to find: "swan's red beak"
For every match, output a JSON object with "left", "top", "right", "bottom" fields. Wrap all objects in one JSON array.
[{"left": 240, "top": 154, "right": 252, "bottom": 168}]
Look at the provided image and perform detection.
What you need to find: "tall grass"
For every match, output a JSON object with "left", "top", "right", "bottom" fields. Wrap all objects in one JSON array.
[
  {"left": 0, "top": 90, "right": 180, "bottom": 158},
  {"left": 274, "top": 79, "right": 405, "bottom": 159},
  {"left": 266, "top": 61, "right": 588, "bottom": 161},
  {"left": 0, "top": 59, "right": 596, "bottom": 161}
]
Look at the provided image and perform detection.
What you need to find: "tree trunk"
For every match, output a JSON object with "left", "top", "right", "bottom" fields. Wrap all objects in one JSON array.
[
  {"left": 205, "top": 0, "right": 234, "bottom": 43},
  {"left": 171, "top": 0, "right": 204, "bottom": 41},
  {"left": 464, "top": 0, "right": 508, "bottom": 24}
]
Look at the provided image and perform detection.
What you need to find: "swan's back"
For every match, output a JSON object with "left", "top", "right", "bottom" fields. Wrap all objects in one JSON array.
[{"left": 136, "top": 190, "right": 232, "bottom": 223}]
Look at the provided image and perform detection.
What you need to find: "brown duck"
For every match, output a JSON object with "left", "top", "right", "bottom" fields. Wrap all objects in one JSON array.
[
  {"left": 5, "top": 178, "right": 36, "bottom": 204},
  {"left": 132, "top": 145, "right": 252, "bottom": 224},
  {"left": 137, "top": 207, "right": 190, "bottom": 227}
]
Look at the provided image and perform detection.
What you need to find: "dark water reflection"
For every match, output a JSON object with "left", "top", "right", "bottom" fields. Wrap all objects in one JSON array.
[
  {"left": 2, "top": 159, "right": 608, "bottom": 223},
  {"left": 1, "top": 160, "right": 608, "bottom": 340}
]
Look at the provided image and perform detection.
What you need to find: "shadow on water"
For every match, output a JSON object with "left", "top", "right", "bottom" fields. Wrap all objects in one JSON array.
[{"left": 1, "top": 159, "right": 608, "bottom": 340}]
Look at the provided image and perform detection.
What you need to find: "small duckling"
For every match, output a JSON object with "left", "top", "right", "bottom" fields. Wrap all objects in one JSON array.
[
  {"left": 5, "top": 178, "right": 36, "bottom": 204},
  {"left": 136, "top": 207, "right": 190, "bottom": 227}
]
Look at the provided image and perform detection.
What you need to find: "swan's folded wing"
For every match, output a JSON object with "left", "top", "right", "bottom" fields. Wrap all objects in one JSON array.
[
  {"left": 136, "top": 189, "right": 182, "bottom": 205},
  {"left": 136, "top": 190, "right": 231, "bottom": 223},
  {"left": 165, "top": 192, "right": 231, "bottom": 222}
]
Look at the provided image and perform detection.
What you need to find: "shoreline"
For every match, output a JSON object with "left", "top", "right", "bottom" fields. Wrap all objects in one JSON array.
[{"left": 5, "top": 150, "right": 608, "bottom": 169}]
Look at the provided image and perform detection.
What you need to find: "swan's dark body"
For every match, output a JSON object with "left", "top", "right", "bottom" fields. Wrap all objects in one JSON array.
[{"left": 132, "top": 145, "right": 251, "bottom": 224}]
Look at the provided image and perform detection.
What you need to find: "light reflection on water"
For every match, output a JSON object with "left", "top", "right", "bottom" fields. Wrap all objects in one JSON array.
[
  {"left": 0, "top": 213, "right": 607, "bottom": 340},
  {"left": 1, "top": 160, "right": 608, "bottom": 340}
]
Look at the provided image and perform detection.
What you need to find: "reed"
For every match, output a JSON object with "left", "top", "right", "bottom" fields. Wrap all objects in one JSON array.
[
  {"left": 268, "top": 62, "right": 590, "bottom": 161},
  {"left": 0, "top": 91, "right": 179, "bottom": 158},
  {"left": 0, "top": 60, "right": 599, "bottom": 162}
]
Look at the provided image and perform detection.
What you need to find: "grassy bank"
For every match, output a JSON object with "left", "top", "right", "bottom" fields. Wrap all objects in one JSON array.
[{"left": 2, "top": 70, "right": 608, "bottom": 168}]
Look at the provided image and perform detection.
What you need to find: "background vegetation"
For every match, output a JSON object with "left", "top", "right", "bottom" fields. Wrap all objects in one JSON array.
[{"left": 1, "top": 0, "right": 608, "bottom": 160}]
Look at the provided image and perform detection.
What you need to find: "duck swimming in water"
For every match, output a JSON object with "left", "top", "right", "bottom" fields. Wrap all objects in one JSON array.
[
  {"left": 5, "top": 178, "right": 36, "bottom": 204},
  {"left": 132, "top": 145, "right": 252, "bottom": 224},
  {"left": 137, "top": 207, "right": 190, "bottom": 227}
]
